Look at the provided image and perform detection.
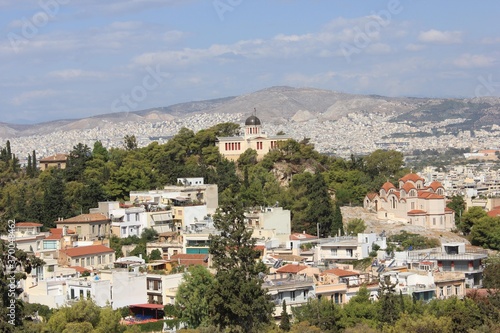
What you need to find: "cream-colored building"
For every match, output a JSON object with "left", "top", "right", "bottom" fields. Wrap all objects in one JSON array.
[
  {"left": 55, "top": 213, "right": 111, "bottom": 241},
  {"left": 217, "top": 115, "right": 290, "bottom": 161},
  {"left": 364, "top": 173, "right": 455, "bottom": 231},
  {"left": 58, "top": 244, "right": 115, "bottom": 270},
  {"left": 39, "top": 153, "right": 68, "bottom": 171}
]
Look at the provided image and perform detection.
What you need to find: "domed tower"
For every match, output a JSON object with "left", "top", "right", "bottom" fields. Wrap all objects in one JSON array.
[{"left": 244, "top": 111, "right": 262, "bottom": 138}]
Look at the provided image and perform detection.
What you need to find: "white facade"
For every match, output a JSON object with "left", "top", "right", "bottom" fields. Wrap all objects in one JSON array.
[
  {"left": 91, "top": 202, "right": 148, "bottom": 238},
  {"left": 316, "top": 233, "right": 386, "bottom": 264},
  {"left": 99, "top": 269, "right": 148, "bottom": 309},
  {"left": 364, "top": 173, "right": 455, "bottom": 231},
  {"left": 146, "top": 273, "right": 184, "bottom": 306},
  {"left": 246, "top": 207, "right": 291, "bottom": 246}
]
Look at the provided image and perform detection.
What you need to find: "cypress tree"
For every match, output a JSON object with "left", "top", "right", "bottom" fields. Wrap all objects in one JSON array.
[
  {"left": 32, "top": 150, "right": 37, "bottom": 175},
  {"left": 207, "top": 192, "right": 273, "bottom": 332},
  {"left": 27, "top": 153, "right": 32, "bottom": 177},
  {"left": 280, "top": 300, "right": 291, "bottom": 331}
]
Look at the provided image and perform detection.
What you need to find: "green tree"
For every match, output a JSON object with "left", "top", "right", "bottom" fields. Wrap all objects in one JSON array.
[
  {"left": 364, "top": 150, "right": 404, "bottom": 179},
  {"left": 93, "top": 305, "right": 123, "bottom": 333},
  {"left": 0, "top": 243, "right": 45, "bottom": 332},
  {"left": 123, "top": 135, "right": 138, "bottom": 151},
  {"left": 469, "top": 216, "right": 500, "bottom": 250},
  {"left": 292, "top": 298, "right": 343, "bottom": 333},
  {"left": 237, "top": 149, "right": 258, "bottom": 167},
  {"left": 345, "top": 219, "right": 366, "bottom": 235},
  {"left": 331, "top": 202, "right": 343, "bottom": 237},
  {"left": 41, "top": 170, "right": 70, "bottom": 228},
  {"left": 377, "top": 275, "right": 401, "bottom": 326},
  {"left": 426, "top": 297, "right": 483, "bottom": 333},
  {"left": 341, "top": 286, "right": 377, "bottom": 329},
  {"left": 446, "top": 195, "right": 465, "bottom": 225},
  {"left": 149, "top": 249, "right": 162, "bottom": 261},
  {"left": 384, "top": 313, "right": 452, "bottom": 333},
  {"left": 280, "top": 300, "right": 291, "bottom": 332},
  {"left": 207, "top": 195, "right": 273, "bottom": 332},
  {"left": 482, "top": 254, "right": 500, "bottom": 289},
  {"left": 65, "top": 143, "right": 92, "bottom": 182},
  {"left": 175, "top": 265, "right": 215, "bottom": 328},
  {"left": 460, "top": 206, "right": 487, "bottom": 235}
]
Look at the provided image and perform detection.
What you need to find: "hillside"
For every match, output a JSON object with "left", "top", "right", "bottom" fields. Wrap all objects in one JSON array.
[{"left": 2, "top": 86, "right": 500, "bottom": 138}]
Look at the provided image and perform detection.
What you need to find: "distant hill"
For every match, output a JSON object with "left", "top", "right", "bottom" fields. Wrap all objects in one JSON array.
[{"left": 2, "top": 86, "right": 500, "bottom": 138}]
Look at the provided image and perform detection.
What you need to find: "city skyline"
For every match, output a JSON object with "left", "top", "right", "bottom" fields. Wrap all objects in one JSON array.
[{"left": 1, "top": 0, "right": 500, "bottom": 124}]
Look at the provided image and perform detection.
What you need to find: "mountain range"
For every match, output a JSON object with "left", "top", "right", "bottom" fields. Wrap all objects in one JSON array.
[{"left": 2, "top": 86, "right": 500, "bottom": 138}]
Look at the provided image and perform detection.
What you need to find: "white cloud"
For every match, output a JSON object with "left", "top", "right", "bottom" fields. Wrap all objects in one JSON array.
[
  {"left": 481, "top": 37, "right": 500, "bottom": 44},
  {"left": 48, "top": 69, "right": 109, "bottom": 80},
  {"left": 11, "top": 89, "right": 58, "bottom": 106},
  {"left": 453, "top": 54, "right": 495, "bottom": 68},
  {"left": 405, "top": 43, "right": 426, "bottom": 51},
  {"left": 418, "top": 29, "right": 462, "bottom": 44}
]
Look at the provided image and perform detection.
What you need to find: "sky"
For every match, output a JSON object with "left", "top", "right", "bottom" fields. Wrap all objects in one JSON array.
[{"left": 1, "top": 0, "right": 499, "bottom": 124}]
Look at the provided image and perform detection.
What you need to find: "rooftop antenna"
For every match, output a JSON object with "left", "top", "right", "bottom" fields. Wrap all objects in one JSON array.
[{"left": 254, "top": 107, "right": 257, "bottom": 117}]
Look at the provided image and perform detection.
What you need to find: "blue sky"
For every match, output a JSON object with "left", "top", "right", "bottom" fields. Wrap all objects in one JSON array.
[{"left": 1, "top": 0, "right": 499, "bottom": 123}]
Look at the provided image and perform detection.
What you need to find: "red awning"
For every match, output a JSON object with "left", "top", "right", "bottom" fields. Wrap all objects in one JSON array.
[{"left": 129, "top": 304, "right": 164, "bottom": 310}]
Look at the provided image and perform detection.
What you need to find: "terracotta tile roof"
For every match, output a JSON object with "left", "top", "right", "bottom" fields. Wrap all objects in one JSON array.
[
  {"left": 323, "top": 268, "right": 359, "bottom": 277},
  {"left": 45, "top": 234, "right": 62, "bottom": 240},
  {"left": 62, "top": 245, "right": 114, "bottom": 257},
  {"left": 69, "top": 266, "right": 90, "bottom": 273},
  {"left": 428, "top": 181, "right": 444, "bottom": 191},
  {"left": 290, "top": 232, "right": 318, "bottom": 240},
  {"left": 407, "top": 210, "right": 427, "bottom": 215},
  {"left": 40, "top": 153, "right": 68, "bottom": 162},
  {"left": 58, "top": 213, "right": 109, "bottom": 224},
  {"left": 170, "top": 254, "right": 208, "bottom": 267},
  {"left": 276, "top": 264, "right": 308, "bottom": 274},
  {"left": 382, "top": 181, "right": 396, "bottom": 192},
  {"left": 445, "top": 207, "right": 454, "bottom": 212},
  {"left": 16, "top": 222, "right": 43, "bottom": 227},
  {"left": 273, "top": 255, "right": 306, "bottom": 262},
  {"left": 401, "top": 182, "right": 416, "bottom": 193},
  {"left": 417, "top": 192, "right": 444, "bottom": 199},
  {"left": 366, "top": 192, "right": 378, "bottom": 200},
  {"left": 487, "top": 209, "right": 500, "bottom": 218},
  {"left": 399, "top": 173, "right": 424, "bottom": 183},
  {"left": 388, "top": 191, "right": 400, "bottom": 199},
  {"left": 50, "top": 228, "right": 75, "bottom": 235}
]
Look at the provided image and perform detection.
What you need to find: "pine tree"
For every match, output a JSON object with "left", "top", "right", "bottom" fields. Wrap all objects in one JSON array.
[
  {"left": 280, "top": 300, "right": 291, "bottom": 331},
  {"left": 331, "top": 202, "right": 344, "bottom": 236},
  {"left": 207, "top": 192, "right": 273, "bottom": 332},
  {"left": 26, "top": 153, "right": 32, "bottom": 177},
  {"left": 32, "top": 150, "right": 37, "bottom": 176}
]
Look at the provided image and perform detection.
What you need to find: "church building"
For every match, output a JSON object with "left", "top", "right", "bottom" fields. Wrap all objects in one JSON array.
[
  {"left": 363, "top": 173, "right": 455, "bottom": 231},
  {"left": 216, "top": 114, "right": 289, "bottom": 161}
]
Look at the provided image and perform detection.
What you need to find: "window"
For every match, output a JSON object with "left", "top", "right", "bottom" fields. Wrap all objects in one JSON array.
[
  {"left": 433, "top": 218, "right": 436, "bottom": 225},
  {"left": 76, "top": 226, "right": 82, "bottom": 235},
  {"left": 86, "top": 258, "right": 90, "bottom": 266},
  {"left": 346, "top": 249, "right": 353, "bottom": 257},
  {"left": 455, "top": 285, "right": 460, "bottom": 295},
  {"left": 98, "top": 256, "right": 102, "bottom": 264},
  {"left": 303, "top": 290, "right": 308, "bottom": 299},
  {"left": 411, "top": 202, "right": 415, "bottom": 209},
  {"left": 439, "top": 287, "right": 444, "bottom": 297},
  {"left": 92, "top": 225, "right": 95, "bottom": 234},
  {"left": 75, "top": 258, "right": 80, "bottom": 265},
  {"left": 447, "top": 286, "right": 452, "bottom": 296},
  {"left": 330, "top": 249, "right": 337, "bottom": 256},
  {"left": 291, "top": 291, "right": 296, "bottom": 301}
]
